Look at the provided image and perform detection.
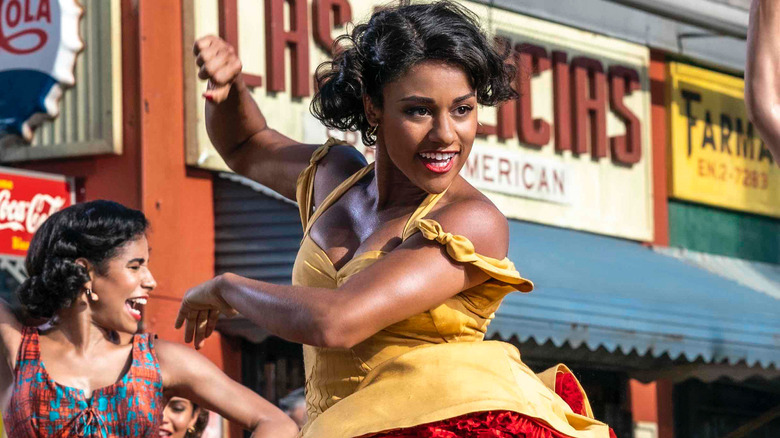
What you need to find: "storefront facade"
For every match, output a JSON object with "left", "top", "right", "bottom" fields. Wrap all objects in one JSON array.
[{"left": 1, "top": 0, "right": 778, "bottom": 437}]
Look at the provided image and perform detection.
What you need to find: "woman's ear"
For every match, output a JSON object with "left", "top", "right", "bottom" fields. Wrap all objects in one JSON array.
[
  {"left": 363, "top": 95, "right": 381, "bottom": 126},
  {"left": 187, "top": 406, "right": 201, "bottom": 431},
  {"left": 75, "top": 258, "right": 96, "bottom": 301}
]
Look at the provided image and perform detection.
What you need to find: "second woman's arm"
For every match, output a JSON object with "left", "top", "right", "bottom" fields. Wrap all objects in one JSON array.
[{"left": 156, "top": 339, "right": 299, "bottom": 438}]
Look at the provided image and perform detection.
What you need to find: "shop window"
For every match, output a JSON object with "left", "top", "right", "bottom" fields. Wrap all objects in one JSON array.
[
  {"left": 674, "top": 378, "right": 780, "bottom": 438},
  {"left": 241, "top": 336, "right": 305, "bottom": 437}
]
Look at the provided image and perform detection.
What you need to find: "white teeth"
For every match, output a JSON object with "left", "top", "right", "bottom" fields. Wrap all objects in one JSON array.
[
  {"left": 127, "top": 297, "right": 148, "bottom": 309},
  {"left": 419, "top": 152, "right": 456, "bottom": 161}
]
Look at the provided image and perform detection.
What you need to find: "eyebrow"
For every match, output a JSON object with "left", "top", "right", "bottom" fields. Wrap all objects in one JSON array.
[
  {"left": 398, "top": 92, "right": 475, "bottom": 104},
  {"left": 127, "top": 258, "right": 146, "bottom": 265}
]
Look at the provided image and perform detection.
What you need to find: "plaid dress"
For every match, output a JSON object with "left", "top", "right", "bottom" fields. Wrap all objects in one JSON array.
[{"left": 2, "top": 327, "right": 164, "bottom": 437}]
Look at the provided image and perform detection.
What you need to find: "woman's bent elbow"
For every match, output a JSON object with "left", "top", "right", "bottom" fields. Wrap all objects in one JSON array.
[{"left": 310, "top": 317, "right": 360, "bottom": 349}]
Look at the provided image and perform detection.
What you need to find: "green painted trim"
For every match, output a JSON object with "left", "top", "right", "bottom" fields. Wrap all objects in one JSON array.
[{"left": 669, "top": 201, "right": 780, "bottom": 264}]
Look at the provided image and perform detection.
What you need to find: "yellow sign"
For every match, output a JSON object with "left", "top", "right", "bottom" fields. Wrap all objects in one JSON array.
[{"left": 668, "top": 62, "right": 779, "bottom": 218}]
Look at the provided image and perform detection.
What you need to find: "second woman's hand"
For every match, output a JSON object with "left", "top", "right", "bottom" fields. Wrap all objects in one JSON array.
[{"left": 175, "top": 275, "right": 239, "bottom": 349}]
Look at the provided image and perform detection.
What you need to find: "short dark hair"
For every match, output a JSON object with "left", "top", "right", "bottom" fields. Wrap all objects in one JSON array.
[
  {"left": 16, "top": 200, "right": 149, "bottom": 320},
  {"left": 311, "top": 0, "right": 517, "bottom": 145}
]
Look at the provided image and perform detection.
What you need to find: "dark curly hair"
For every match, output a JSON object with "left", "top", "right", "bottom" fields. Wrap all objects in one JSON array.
[
  {"left": 311, "top": 0, "right": 517, "bottom": 145},
  {"left": 15, "top": 200, "right": 149, "bottom": 320},
  {"left": 186, "top": 403, "right": 210, "bottom": 438}
]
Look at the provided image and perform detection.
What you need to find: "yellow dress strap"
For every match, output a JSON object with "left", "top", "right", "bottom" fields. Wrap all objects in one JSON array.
[
  {"left": 296, "top": 138, "right": 348, "bottom": 232},
  {"left": 303, "top": 162, "right": 376, "bottom": 237},
  {"left": 412, "top": 218, "right": 534, "bottom": 292},
  {"left": 401, "top": 189, "right": 449, "bottom": 241}
]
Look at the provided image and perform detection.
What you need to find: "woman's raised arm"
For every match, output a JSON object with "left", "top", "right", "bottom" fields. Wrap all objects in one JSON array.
[
  {"left": 0, "top": 300, "right": 22, "bottom": 402},
  {"left": 746, "top": 0, "right": 780, "bottom": 161},
  {"left": 195, "top": 35, "right": 320, "bottom": 199},
  {"left": 156, "top": 339, "right": 299, "bottom": 438}
]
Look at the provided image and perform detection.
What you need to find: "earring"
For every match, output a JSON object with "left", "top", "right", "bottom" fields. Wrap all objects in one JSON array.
[
  {"left": 187, "top": 426, "right": 196, "bottom": 434},
  {"left": 85, "top": 288, "right": 98, "bottom": 301},
  {"left": 366, "top": 124, "right": 378, "bottom": 137}
]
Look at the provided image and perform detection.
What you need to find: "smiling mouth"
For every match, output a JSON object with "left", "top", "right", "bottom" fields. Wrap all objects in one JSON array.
[
  {"left": 418, "top": 151, "right": 458, "bottom": 173},
  {"left": 125, "top": 297, "right": 148, "bottom": 322}
]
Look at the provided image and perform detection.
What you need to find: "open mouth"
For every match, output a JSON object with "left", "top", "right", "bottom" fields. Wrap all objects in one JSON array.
[
  {"left": 157, "top": 430, "right": 172, "bottom": 437},
  {"left": 125, "top": 297, "right": 148, "bottom": 322},
  {"left": 418, "top": 151, "right": 458, "bottom": 174}
]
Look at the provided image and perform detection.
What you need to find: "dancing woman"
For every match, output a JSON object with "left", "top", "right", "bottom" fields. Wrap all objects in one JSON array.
[
  {"left": 182, "top": 2, "right": 615, "bottom": 437},
  {"left": 0, "top": 201, "right": 298, "bottom": 437}
]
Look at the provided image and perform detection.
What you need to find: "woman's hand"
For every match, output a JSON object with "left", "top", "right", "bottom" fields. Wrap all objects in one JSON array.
[
  {"left": 175, "top": 275, "right": 238, "bottom": 349},
  {"left": 194, "top": 35, "right": 243, "bottom": 104}
]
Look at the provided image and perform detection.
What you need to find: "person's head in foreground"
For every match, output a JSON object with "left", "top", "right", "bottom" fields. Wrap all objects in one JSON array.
[
  {"left": 17, "top": 199, "right": 154, "bottom": 331},
  {"left": 279, "top": 387, "right": 307, "bottom": 428},
  {"left": 160, "top": 396, "right": 211, "bottom": 438}
]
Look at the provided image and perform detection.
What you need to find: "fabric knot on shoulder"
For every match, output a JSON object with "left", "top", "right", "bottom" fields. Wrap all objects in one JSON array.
[
  {"left": 417, "top": 219, "right": 479, "bottom": 263},
  {"left": 414, "top": 218, "right": 534, "bottom": 292}
]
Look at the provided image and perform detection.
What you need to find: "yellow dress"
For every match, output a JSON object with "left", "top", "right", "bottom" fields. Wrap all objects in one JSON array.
[{"left": 292, "top": 139, "right": 611, "bottom": 438}]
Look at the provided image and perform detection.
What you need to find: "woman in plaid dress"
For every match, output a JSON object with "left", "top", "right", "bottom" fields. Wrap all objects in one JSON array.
[{"left": 0, "top": 200, "right": 297, "bottom": 438}]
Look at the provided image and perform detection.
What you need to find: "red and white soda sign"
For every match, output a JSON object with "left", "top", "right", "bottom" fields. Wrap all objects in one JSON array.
[
  {"left": 0, "top": 167, "right": 73, "bottom": 257},
  {"left": 0, "top": 0, "right": 83, "bottom": 142}
]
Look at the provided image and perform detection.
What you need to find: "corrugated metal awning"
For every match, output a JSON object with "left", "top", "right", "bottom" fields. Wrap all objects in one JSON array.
[
  {"left": 489, "top": 221, "right": 780, "bottom": 369},
  {"left": 652, "top": 247, "right": 780, "bottom": 301}
]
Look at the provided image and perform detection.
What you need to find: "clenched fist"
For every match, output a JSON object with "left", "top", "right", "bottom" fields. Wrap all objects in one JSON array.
[{"left": 193, "top": 35, "right": 243, "bottom": 104}]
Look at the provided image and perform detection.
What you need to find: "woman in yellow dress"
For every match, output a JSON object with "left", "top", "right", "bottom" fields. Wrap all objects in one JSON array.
[{"left": 180, "top": 2, "right": 615, "bottom": 437}]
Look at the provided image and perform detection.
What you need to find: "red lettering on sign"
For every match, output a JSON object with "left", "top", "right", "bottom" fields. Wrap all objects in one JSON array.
[
  {"left": 37, "top": 0, "right": 50, "bottom": 22},
  {"left": 482, "top": 154, "right": 495, "bottom": 182},
  {"left": 522, "top": 163, "right": 534, "bottom": 189},
  {"left": 0, "top": 0, "right": 49, "bottom": 54},
  {"left": 538, "top": 167, "right": 549, "bottom": 192},
  {"left": 571, "top": 57, "right": 607, "bottom": 158},
  {"left": 219, "top": 0, "right": 263, "bottom": 87},
  {"left": 516, "top": 44, "right": 551, "bottom": 146},
  {"left": 266, "top": 0, "right": 310, "bottom": 97},
  {"left": 463, "top": 154, "right": 478, "bottom": 180},
  {"left": 552, "top": 51, "right": 571, "bottom": 153},
  {"left": 608, "top": 66, "right": 642, "bottom": 165},
  {"left": 23, "top": 0, "right": 33, "bottom": 22},
  {"left": 496, "top": 101, "right": 515, "bottom": 140},
  {"left": 553, "top": 169, "right": 565, "bottom": 195},
  {"left": 498, "top": 158, "right": 511, "bottom": 185},
  {"left": 313, "top": 0, "right": 351, "bottom": 54}
]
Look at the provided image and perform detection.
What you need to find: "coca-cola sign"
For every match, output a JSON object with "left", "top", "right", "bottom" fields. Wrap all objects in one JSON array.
[{"left": 0, "top": 167, "right": 73, "bottom": 257}]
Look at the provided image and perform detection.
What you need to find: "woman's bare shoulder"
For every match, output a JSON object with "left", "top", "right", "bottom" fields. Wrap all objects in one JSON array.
[
  {"left": 0, "top": 300, "right": 23, "bottom": 371},
  {"left": 311, "top": 143, "right": 370, "bottom": 204},
  {"left": 428, "top": 178, "right": 509, "bottom": 259}
]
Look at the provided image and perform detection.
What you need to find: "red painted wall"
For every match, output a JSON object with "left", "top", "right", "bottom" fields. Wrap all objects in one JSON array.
[{"left": 650, "top": 51, "right": 670, "bottom": 246}]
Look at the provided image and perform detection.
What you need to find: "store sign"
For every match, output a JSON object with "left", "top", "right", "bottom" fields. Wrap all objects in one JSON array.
[
  {"left": 668, "top": 63, "right": 779, "bottom": 218},
  {"left": 0, "top": 0, "right": 83, "bottom": 142},
  {"left": 0, "top": 167, "right": 74, "bottom": 257},
  {"left": 185, "top": 0, "right": 654, "bottom": 241}
]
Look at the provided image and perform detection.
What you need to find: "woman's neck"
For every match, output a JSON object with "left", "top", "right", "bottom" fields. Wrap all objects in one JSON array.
[
  {"left": 372, "top": 143, "right": 429, "bottom": 210},
  {"left": 48, "top": 304, "right": 120, "bottom": 354}
]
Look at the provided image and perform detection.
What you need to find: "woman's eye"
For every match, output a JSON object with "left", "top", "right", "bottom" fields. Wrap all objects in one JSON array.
[
  {"left": 129, "top": 265, "right": 141, "bottom": 271},
  {"left": 454, "top": 105, "right": 473, "bottom": 116},
  {"left": 405, "top": 107, "right": 430, "bottom": 117}
]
